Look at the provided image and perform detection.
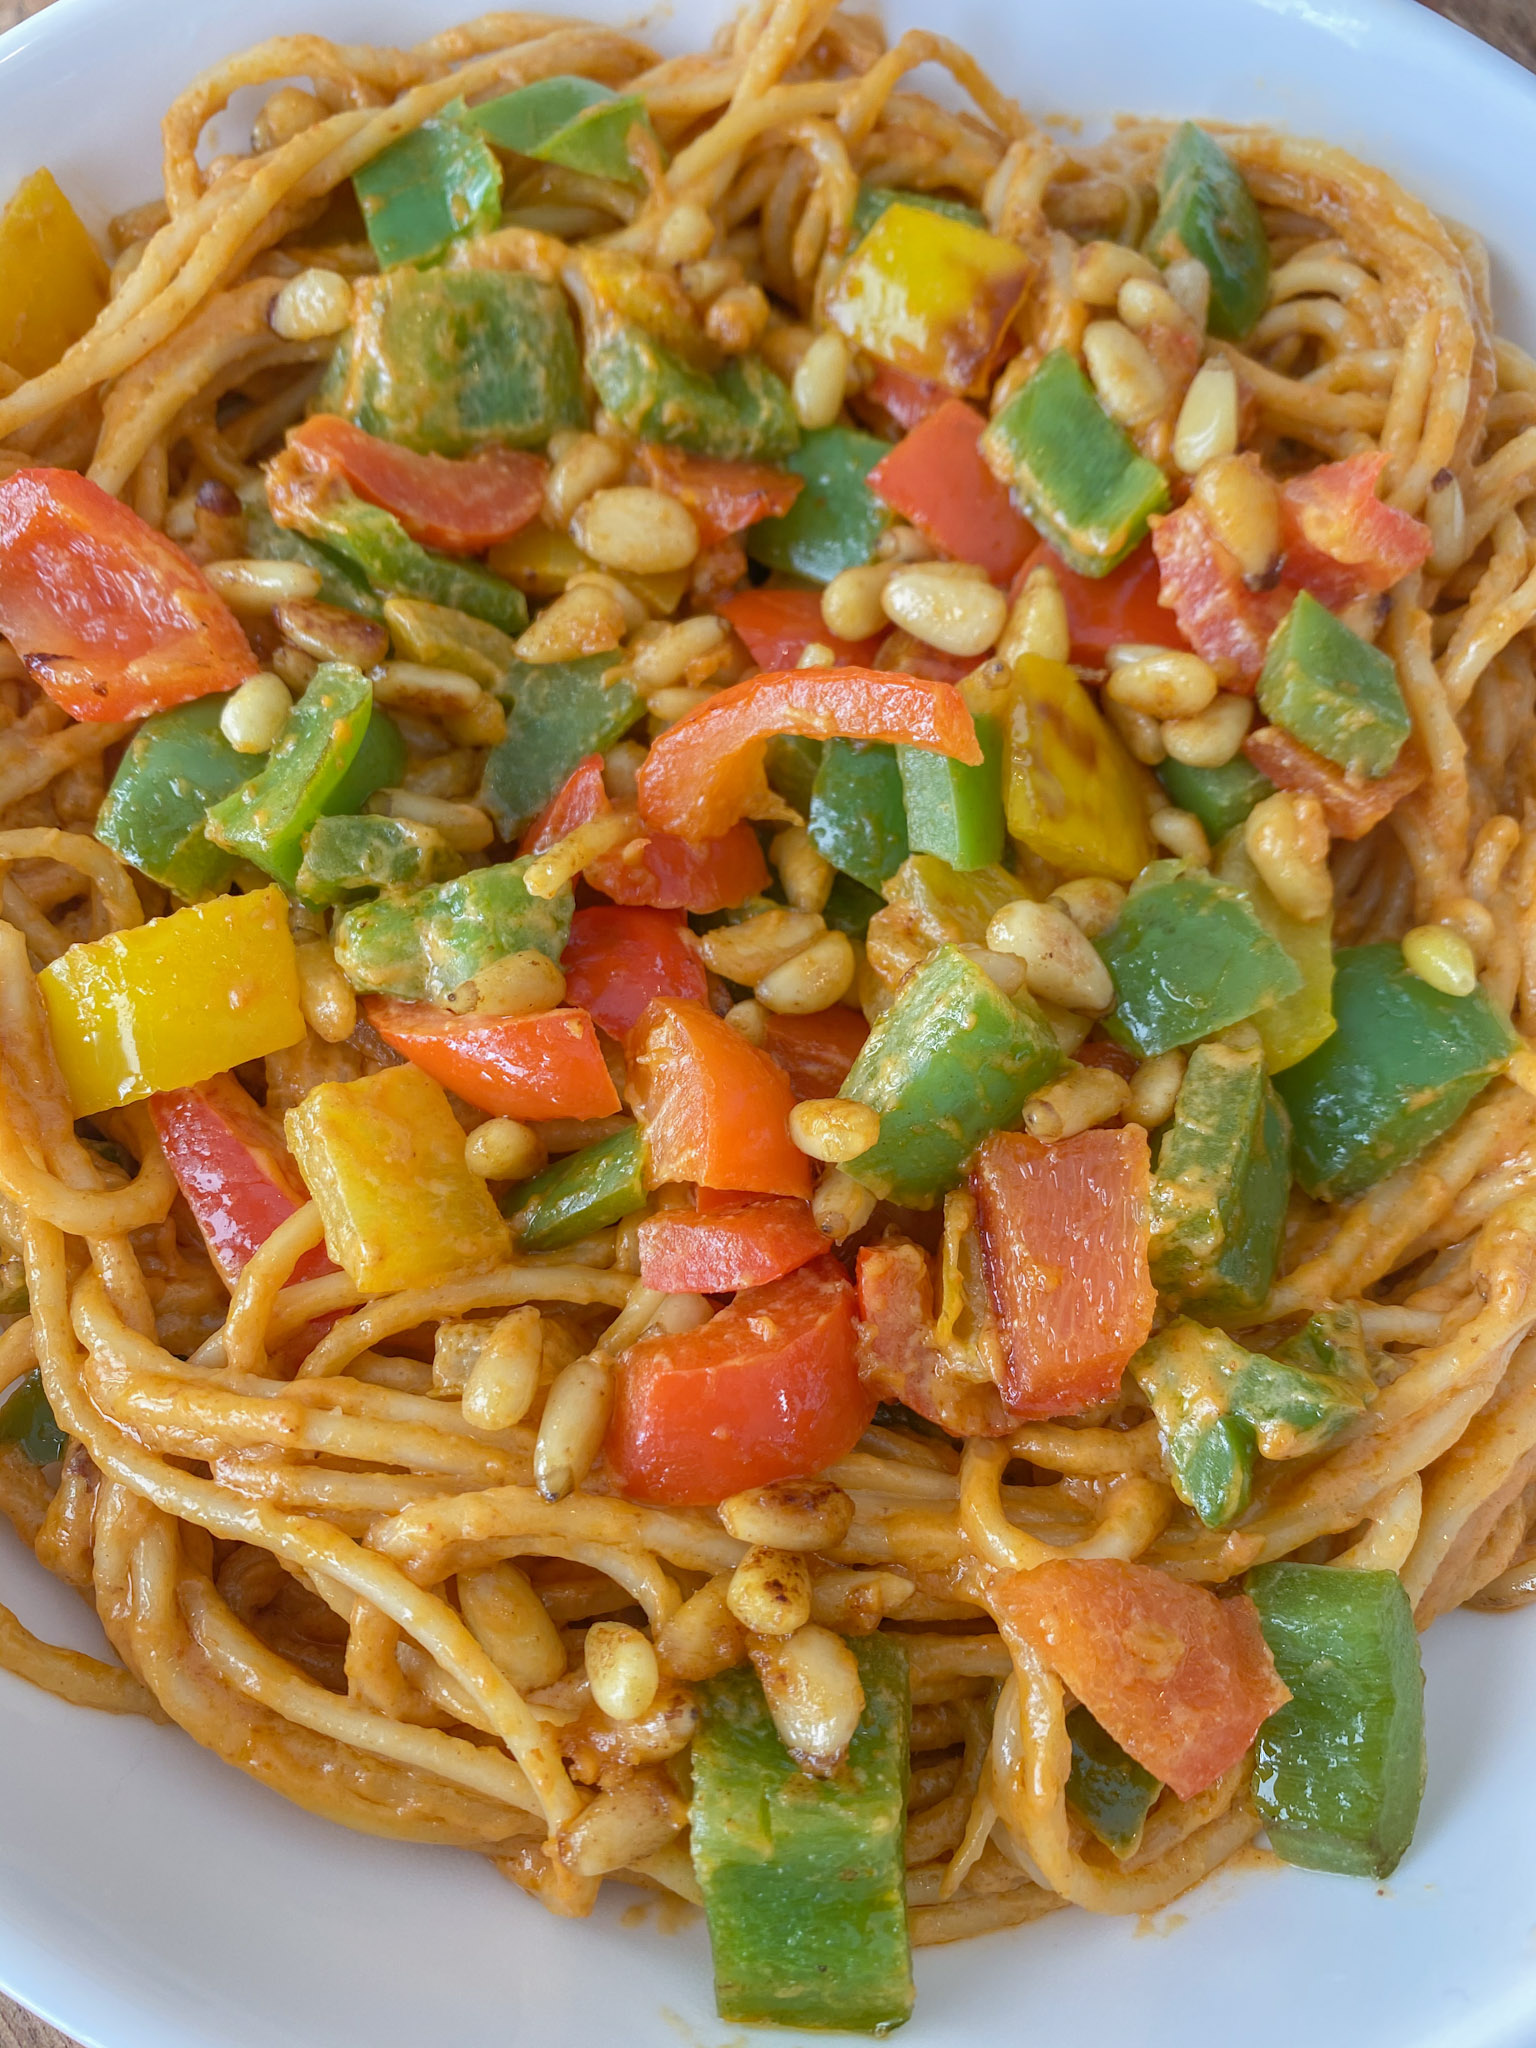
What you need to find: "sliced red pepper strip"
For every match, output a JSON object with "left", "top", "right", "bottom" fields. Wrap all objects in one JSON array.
[
  {"left": 607, "top": 1258, "right": 868, "bottom": 1504},
  {"left": 636, "top": 444, "right": 802, "bottom": 549},
  {"left": 0, "top": 468, "right": 254, "bottom": 721},
  {"left": 636, "top": 667, "right": 981, "bottom": 842},
  {"left": 560, "top": 905, "right": 707, "bottom": 1043},
  {"left": 717, "top": 587, "right": 880, "bottom": 671},
  {"left": 637, "top": 1196, "right": 827, "bottom": 1293},
  {"left": 626, "top": 996, "right": 810, "bottom": 1198},
  {"left": 366, "top": 998, "right": 621, "bottom": 1121},
  {"left": 762, "top": 1006, "right": 869, "bottom": 1102},
  {"left": 587, "top": 820, "right": 769, "bottom": 913},
  {"left": 1242, "top": 724, "right": 1426, "bottom": 840},
  {"left": 869, "top": 399, "right": 1034, "bottom": 584},
  {"left": 520, "top": 753, "right": 609, "bottom": 855},
  {"left": 1015, "top": 537, "right": 1187, "bottom": 666},
  {"left": 286, "top": 414, "right": 547, "bottom": 555},
  {"left": 855, "top": 1238, "right": 1013, "bottom": 1438}
]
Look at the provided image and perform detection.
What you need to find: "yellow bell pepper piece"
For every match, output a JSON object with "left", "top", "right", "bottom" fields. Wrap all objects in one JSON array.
[
  {"left": 38, "top": 888, "right": 304, "bottom": 1116},
  {"left": 487, "top": 524, "right": 686, "bottom": 615},
  {"left": 1003, "top": 653, "right": 1154, "bottom": 883},
  {"left": 285, "top": 1063, "right": 511, "bottom": 1293},
  {"left": 0, "top": 169, "right": 109, "bottom": 380},
  {"left": 826, "top": 203, "right": 1031, "bottom": 395},
  {"left": 1212, "top": 834, "right": 1336, "bottom": 1072}
]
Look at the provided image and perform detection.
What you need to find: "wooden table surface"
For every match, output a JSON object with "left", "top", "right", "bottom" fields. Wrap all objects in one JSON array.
[{"left": 0, "top": 0, "right": 1530, "bottom": 2042}]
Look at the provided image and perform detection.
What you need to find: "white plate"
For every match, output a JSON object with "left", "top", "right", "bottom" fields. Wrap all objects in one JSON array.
[{"left": 2, "top": 1, "right": 1536, "bottom": 2042}]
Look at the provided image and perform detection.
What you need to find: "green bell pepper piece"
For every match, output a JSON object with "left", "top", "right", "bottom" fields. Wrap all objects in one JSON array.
[
  {"left": 334, "top": 856, "right": 572, "bottom": 1005},
  {"left": 898, "top": 708, "right": 1004, "bottom": 871},
  {"left": 381, "top": 596, "right": 518, "bottom": 692},
  {"left": 278, "top": 484, "right": 528, "bottom": 637},
  {"left": 1273, "top": 1302, "right": 1376, "bottom": 1394},
  {"left": 1098, "top": 865, "right": 1303, "bottom": 1057},
  {"left": 851, "top": 182, "right": 986, "bottom": 241},
  {"left": 1132, "top": 1318, "right": 1258, "bottom": 1528},
  {"left": 1066, "top": 1705, "right": 1161, "bottom": 1858},
  {"left": 326, "top": 707, "right": 406, "bottom": 817},
  {"left": 1212, "top": 832, "right": 1335, "bottom": 1074},
  {"left": 1248, "top": 1562, "right": 1425, "bottom": 1878},
  {"left": 0, "top": 1369, "right": 66, "bottom": 1465},
  {"left": 584, "top": 322, "right": 798, "bottom": 462},
  {"left": 0, "top": 1255, "right": 26, "bottom": 1318},
  {"left": 295, "top": 813, "right": 463, "bottom": 906},
  {"left": 1257, "top": 590, "right": 1410, "bottom": 781},
  {"left": 206, "top": 664, "right": 373, "bottom": 892},
  {"left": 353, "top": 109, "right": 503, "bottom": 269},
  {"left": 839, "top": 943, "right": 1066, "bottom": 1207},
  {"left": 981, "top": 349, "right": 1170, "bottom": 577},
  {"left": 1145, "top": 122, "right": 1270, "bottom": 342},
  {"left": 1149, "top": 1037, "right": 1291, "bottom": 1315},
  {"left": 1238, "top": 1304, "right": 1375, "bottom": 1461},
  {"left": 325, "top": 267, "right": 586, "bottom": 455},
  {"left": 470, "top": 77, "right": 659, "bottom": 189},
  {"left": 478, "top": 654, "right": 645, "bottom": 837},
  {"left": 505, "top": 1123, "right": 648, "bottom": 1252},
  {"left": 808, "top": 739, "right": 910, "bottom": 892},
  {"left": 822, "top": 872, "right": 886, "bottom": 939},
  {"left": 1275, "top": 943, "right": 1517, "bottom": 1201},
  {"left": 1156, "top": 753, "right": 1273, "bottom": 842},
  {"left": 692, "top": 1634, "right": 912, "bottom": 2035},
  {"left": 96, "top": 694, "right": 259, "bottom": 901},
  {"left": 867, "top": 854, "right": 1023, "bottom": 982},
  {"left": 766, "top": 733, "right": 823, "bottom": 817},
  {"left": 746, "top": 426, "right": 891, "bottom": 583},
  {"left": 240, "top": 483, "right": 382, "bottom": 618}
]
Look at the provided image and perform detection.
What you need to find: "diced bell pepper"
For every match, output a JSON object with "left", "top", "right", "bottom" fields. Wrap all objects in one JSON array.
[
  {"left": 1067, "top": 1705, "right": 1161, "bottom": 1858},
  {"left": 1003, "top": 652, "right": 1155, "bottom": 882},
  {"left": 1211, "top": 831, "right": 1334, "bottom": 1071},
  {"left": 626, "top": 997, "right": 809, "bottom": 1198},
  {"left": 239, "top": 481, "right": 382, "bottom": 618},
  {"left": 1256, "top": 589, "right": 1410, "bottom": 781},
  {"left": 1157, "top": 754, "right": 1274, "bottom": 842},
  {"left": 506, "top": 1122, "right": 648, "bottom": 1253},
  {"left": 478, "top": 654, "right": 644, "bottom": 837},
  {"left": 96, "top": 693, "right": 263, "bottom": 901},
  {"left": 868, "top": 399, "right": 1034, "bottom": 585},
  {"left": 353, "top": 110, "right": 502, "bottom": 269},
  {"left": 899, "top": 679, "right": 1005, "bottom": 871},
  {"left": 850, "top": 183, "right": 985, "bottom": 241},
  {"left": 1243, "top": 723, "right": 1423, "bottom": 842},
  {"left": 1145, "top": 123, "right": 1270, "bottom": 342},
  {"left": 295, "top": 813, "right": 462, "bottom": 905},
  {"left": 0, "top": 1371, "right": 66, "bottom": 1466},
  {"left": 583, "top": 320, "right": 798, "bottom": 463},
  {"left": 368, "top": 997, "right": 619, "bottom": 1122},
  {"left": 745, "top": 426, "right": 892, "bottom": 584},
  {"left": 0, "top": 168, "right": 109, "bottom": 378},
  {"left": 333, "top": 856, "right": 572, "bottom": 1006},
  {"left": 864, "top": 853, "right": 1022, "bottom": 986},
  {"left": 808, "top": 738, "right": 910, "bottom": 892},
  {"left": 206, "top": 663, "right": 372, "bottom": 891},
  {"left": 382, "top": 595, "right": 517, "bottom": 689},
  {"left": 470, "top": 77, "right": 659, "bottom": 189}
]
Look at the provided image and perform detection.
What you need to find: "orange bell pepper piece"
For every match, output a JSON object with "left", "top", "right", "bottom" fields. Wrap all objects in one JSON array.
[{"left": 625, "top": 997, "right": 810, "bottom": 1198}]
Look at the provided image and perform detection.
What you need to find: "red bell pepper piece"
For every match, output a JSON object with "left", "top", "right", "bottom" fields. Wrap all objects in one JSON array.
[
  {"left": 717, "top": 587, "right": 881, "bottom": 671},
  {"left": 148, "top": 1073, "right": 332, "bottom": 1287},
  {"left": 365, "top": 998, "right": 620, "bottom": 1121},
  {"left": 872, "top": 629, "right": 977, "bottom": 685},
  {"left": 694, "top": 1187, "right": 775, "bottom": 1214},
  {"left": 762, "top": 1006, "right": 869, "bottom": 1101},
  {"left": 855, "top": 1238, "right": 1012, "bottom": 1438},
  {"left": 970, "top": 1126, "right": 1155, "bottom": 1420},
  {"left": 560, "top": 905, "right": 707, "bottom": 1042},
  {"left": 862, "top": 363, "right": 950, "bottom": 430},
  {"left": 285, "top": 414, "right": 546, "bottom": 555},
  {"left": 607, "top": 1258, "right": 868, "bottom": 1504},
  {"left": 991, "top": 1558, "right": 1291, "bottom": 1801},
  {"left": 1015, "top": 538, "right": 1187, "bottom": 666},
  {"left": 1242, "top": 724, "right": 1426, "bottom": 841},
  {"left": 637, "top": 1196, "right": 827, "bottom": 1293},
  {"left": 1279, "top": 452, "right": 1432, "bottom": 608},
  {"left": 0, "top": 468, "right": 254, "bottom": 721},
  {"left": 636, "top": 444, "right": 802, "bottom": 548},
  {"left": 626, "top": 997, "right": 810, "bottom": 1198},
  {"left": 637, "top": 667, "right": 981, "bottom": 842},
  {"left": 868, "top": 399, "right": 1034, "bottom": 584},
  {"left": 587, "top": 819, "right": 769, "bottom": 913},
  {"left": 1150, "top": 498, "right": 1283, "bottom": 689},
  {"left": 520, "top": 753, "right": 608, "bottom": 855}
]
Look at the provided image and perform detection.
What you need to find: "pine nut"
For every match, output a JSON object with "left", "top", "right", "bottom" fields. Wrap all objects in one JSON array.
[
  {"left": 647, "top": 1291, "right": 714, "bottom": 1336},
  {"left": 1104, "top": 694, "right": 1166, "bottom": 765},
  {"left": 749, "top": 1624, "right": 865, "bottom": 1776},
  {"left": 1193, "top": 454, "right": 1281, "bottom": 583},
  {"left": 1050, "top": 877, "right": 1126, "bottom": 938},
  {"left": 571, "top": 488, "right": 699, "bottom": 575},
  {"left": 788, "top": 1096, "right": 879, "bottom": 1164},
  {"left": 433, "top": 1320, "right": 482, "bottom": 1394},
  {"left": 523, "top": 810, "right": 640, "bottom": 899},
  {"left": 1073, "top": 240, "right": 1160, "bottom": 306},
  {"left": 810, "top": 1566, "right": 914, "bottom": 1634},
  {"left": 953, "top": 943, "right": 1028, "bottom": 996},
  {"left": 367, "top": 786, "right": 494, "bottom": 852},
  {"left": 570, "top": 569, "right": 649, "bottom": 632},
  {"left": 459, "top": 1561, "right": 567, "bottom": 1691},
  {"left": 797, "top": 641, "right": 836, "bottom": 668},
  {"left": 876, "top": 525, "right": 936, "bottom": 565},
  {"left": 555, "top": 1768, "right": 687, "bottom": 1876},
  {"left": 755, "top": 929, "right": 856, "bottom": 1014},
  {"left": 1162, "top": 690, "right": 1253, "bottom": 767},
  {"left": 1425, "top": 468, "right": 1466, "bottom": 576},
  {"left": 462, "top": 1305, "right": 543, "bottom": 1429},
  {"left": 276, "top": 598, "right": 389, "bottom": 669},
  {"left": 812, "top": 1166, "right": 877, "bottom": 1241},
  {"left": 1106, "top": 648, "right": 1218, "bottom": 718},
  {"left": 648, "top": 685, "right": 716, "bottom": 726},
  {"left": 1150, "top": 804, "right": 1212, "bottom": 866},
  {"left": 701, "top": 908, "right": 825, "bottom": 985},
  {"left": 986, "top": 900, "right": 1114, "bottom": 1012},
  {"left": 252, "top": 84, "right": 325, "bottom": 150},
  {"left": 464, "top": 1119, "right": 545, "bottom": 1182},
  {"left": 679, "top": 257, "right": 739, "bottom": 305},
  {"left": 792, "top": 331, "right": 849, "bottom": 430},
  {"left": 603, "top": 739, "right": 646, "bottom": 801},
  {"left": 219, "top": 671, "right": 290, "bottom": 754},
  {"left": 535, "top": 1353, "right": 613, "bottom": 1501},
  {"left": 771, "top": 826, "right": 835, "bottom": 913},
  {"left": 727, "top": 1546, "right": 812, "bottom": 1637},
  {"left": 1244, "top": 790, "right": 1331, "bottom": 921},
  {"left": 584, "top": 1618, "right": 659, "bottom": 1721},
  {"left": 655, "top": 199, "right": 715, "bottom": 266},
  {"left": 881, "top": 562, "right": 1007, "bottom": 657},
  {"left": 1117, "top": 275, "right": 1191, "bottom": 336},
  {"left": 1163, "top": 257, "right": 1213, "bottom": 329},
  {"left": 443, "top": 949, "right": 567, "bottom": 1018},
  {"left": 630, "top": 614, "right": 727, "bottom": 690},
  {"left": 821, "top": 562, "right": 893, "bottom": 642},
  {"left": 544, "top": 434, "right": 627, "bottom": 530},
  {"left": 1126, "top": 1048, "right": 1186, "bottom": 1129},
  {"left": 204, "top": 557, "right": 321, "bottom": 611},
  {"left": 294, "top": 938, "right": 356, "bottom": 1043},
  {"left": 654, "top": 1573, "right": 745, "bottom": 1682},
  {"left": 723, "top": 998, "right": 769, "bottom": 1045},
  {"left": 1173, "top": 358, "right": 1240, "bottom": 475},
  {"left": 705, "top": 283, "right": 770, "bottom": 354},
  {"left": 269, "top": 267, "right": 353, "bottom": 341},
  {"left": 271, "top": 644, "right": 317, "bottom": 691},
  {"left": 1023, "top": 1063, "right": 1131, "bottom": 1140},
  {"left": 719, "top": 1478, "right": 855, "bottom": 1552},
  {"left": 1082, "top": 319, "right": 1168, "bottom": 427},
  {"left": 1402, "top": 924, "right": 1477, "bottom": 997},
  {"left": 515, "top": 582, "right": 629, "bottom": 663},
  {"left": 999, "top": 563, "right": 1071, "bottom": 666},
  {"left": 373, "top": 660, "right": 504, "bottom": 746}
]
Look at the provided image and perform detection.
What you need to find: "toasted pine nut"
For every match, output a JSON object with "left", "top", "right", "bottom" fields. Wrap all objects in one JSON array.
[
  {"left": 536, "top": 1353, "right": 613, "bottom": 1501},
  {"left": 295, "top": 938, "right": 356, "bottom": 1043},
  {"left": 1106, "top": 647, "right": 1219, "bottom": 718},
  {"left": 630, "top": 614, "right": 727, "bottom": 690},
  {"left": 1244, "top": 789, "right": 1331, "bottom": 921},
  {"left": 1082, "top": 319, "right": 1168, "bottom": 427},
  {"left": 1173, "top": 358, "right": 1238, "bottom": 473},
  {"left": 603, "top": 739, "right": 646, "bottom": 802},
  {"left": 252, "top": 84, "right": 326, "bottom": 150},
  {"left": 788, "top": 1096, "right": 879, "bottom": 1164},
  {"left": 1073, "top": 239, "right": 1160, "bottom": 306},
  {"left": 458, "top": 1561, "right": 566, "bottom": 1691},
  {"left": 1127, "top": 1048, "right": 1187, "bottom": 1129},
  {"left": 276, "top": 597, "right": 389, "bottom": 669},
  {"left": 647, "top": 1291, "right": 714, "bottom": 1336},
  {"left": 1193, "top": 453, "right": 1281, "bottom": 583},
  {"left": 755, "top": 929, "right": 856, "bottom": 1014},
  {"left": 1163, "top": 257, "right": 1213, "bottom": 329},
  {"left": 464, "top": 1118, "right": 545, "bottom": 1182},
  {"left": 999, "top": 563, "right": 1071, "bottom": 666},
  {"left": 373, "top": 660, "right": 505, "bottom": 746},
  {"left": 648, "top": 685, "right": 716, "bottom": 725},
  {"left": 516, "top": 582, "right": 628, "bottom": 663},
  {"left": 1150, "top": 804, "right": 1212, "bottom": 866},
  {"left": 874, "top": 524, "right": 935, "bottom": 564},
  {"left": 271, "top": 644, "right": 317, "bottom": 691},
  {"left": 1117, "top": 275, "right": 1191, "bottom": 335},
  {"left": 809, "top": 1566, "right": 914, "bottom": 1634},
  {"left": 679, "top": 256, "right": 739, "bottom": 305},
  {"left": 953, "top": 943, "right": 1028, "bottom": 996},
  {"left": 584, "top": 1619, "right": 659, "bottom": 1721},
  {"left": 719, "top": 1478, "right": 855, "bottom": 1552},
  {"left": 771, "top": 826, "right": 835, "bottom": 913},
  {"left": 655, "top": 199, "right": 715, "bottom": 266},
  {"left": 432, "top": 1320, "right": 483, "bottom": 1394},
  {"left": 366, "top": 786, "right": 494, "bottom": 852},
  {"left": 1050, "top": 877, "right": 1126, "bottom": 938},
  {"left": 555, "top": 1768, "right": 687, "bottom": 1876},
  {"left": 792, "top": 330, "right": 849, "bottom": 430},
  {"left": 219, "top": 671, "right": 290, "bottom": 754},
  {"left": 1104, "top": 694, "right": 1166, "bottom": 765},
  {"left": 727, "top": 1546, "right": 812, "bottom": 1637},
  {"left": 572, "top": 488, "right": 699, "bottom": 575},
  {"left": 723, "top": 999, "right": 769, "bottom": 1045},
  {"left": 1425, "top": 468, "right": 1466, "bottom": 576},
  {"left": 544, "top": 433, "right": 627, "bottom": 529},
  {"left": 1023, "top": 1063, "right": 1131, "bottom": 1140},
  {"left": 204, "top": 557, "right": 320, "bottom": 611},
  {"left": 1162, "top": 690, "right": 1253, "bottom": 767},
  {"left": 269, "top": 267, "right": 353, "bottom": 340},
  {"left": 749, "top": 1624, "right": 865, "bottom": 1776},
  {"left": 705, "top": 283, "right": 770, "bottom": 353},
  {"left": 986, "top": 900, "right": 1114, "bottom": 1012},
  {"left": 701, "top": 908, "right": 825, "bottom": 984},
  {"left": 654, "top": 1573, "right": 745, "bottom": 1682},
  {"left": 797, "top": 641, "right": 836, "bottom": 668},
  {"left": 1404, "top": 923, "right": 1478, "bottom": 997},
  {"left": 462, "top": 1305, "right": 543, "bottom": 1429},
  {"left": 821, "top": 562, "right": 893, "bottom": 642},
  {"left": 881, "top": 563, "right": 1007, "bottom": 657},
  {"left": 522, "top": 810, "right": 641, "bottom": 899},
  {"left": 444, "top": 949, "right": 567, "bottom": 1019},
  {"left": 812, "top": 1165, "right": 876, "bottom": 1241}
]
